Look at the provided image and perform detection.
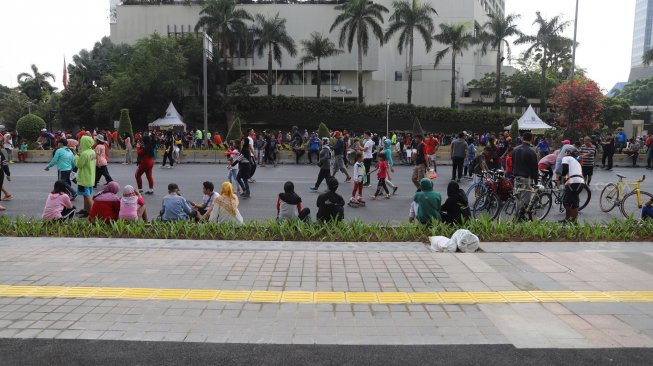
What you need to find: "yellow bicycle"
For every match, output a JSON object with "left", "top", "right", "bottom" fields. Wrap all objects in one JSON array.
[{"left": 599, "top": 174, "right": 652, "bottom": 218}]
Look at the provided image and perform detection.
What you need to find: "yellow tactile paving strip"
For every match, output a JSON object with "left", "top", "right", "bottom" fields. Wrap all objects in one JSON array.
[{"left": 1, "top": 285, "right": 653, "bottom": 304}]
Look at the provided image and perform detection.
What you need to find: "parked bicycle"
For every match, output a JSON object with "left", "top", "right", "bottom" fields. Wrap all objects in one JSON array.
[
  {"left": 599, "top": 174, "right": 651, "bottom": 218},
  {"left": 539, "top": 170, "right": 591, "bottom": 214}
]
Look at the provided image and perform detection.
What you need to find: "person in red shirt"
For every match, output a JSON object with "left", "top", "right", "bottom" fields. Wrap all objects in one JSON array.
[
  {"left": 76, "top": 128, "right": 86, "bottom": 142},
  {"left": 89, "top": 181, "right": 121, "bottom": 223},
  {"left": 424, "top": 132, "right": 440, "bottom": 171},
  {"left": 214, "top": 133, "right": 222, "bottom": 148},
  {"left": 368, "top": 154, "right": 391, "bottom": 200}
]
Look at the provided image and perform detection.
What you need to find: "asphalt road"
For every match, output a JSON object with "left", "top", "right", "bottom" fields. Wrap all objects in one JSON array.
[
  {"left": 1, "top": 162, "right": 651, "bottom": 223},
  {"left": 1, "top": 339, "right": 652, "bottom": 366}
]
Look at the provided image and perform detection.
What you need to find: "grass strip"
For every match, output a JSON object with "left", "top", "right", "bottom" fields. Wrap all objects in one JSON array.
[{"left": 0, "top": 217, "right": 651, "bottom": 242}]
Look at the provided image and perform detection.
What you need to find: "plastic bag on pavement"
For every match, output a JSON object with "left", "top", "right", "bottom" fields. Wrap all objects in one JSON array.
[
  {"left": 450, "top": 229, "right": 480, "bottom": 253},
  {"left": 429, "top": 236, "right": 456, "bottom": 252}
]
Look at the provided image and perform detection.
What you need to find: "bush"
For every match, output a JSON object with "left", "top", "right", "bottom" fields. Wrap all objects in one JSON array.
[
  {"left": 509, "top": 119, "right": 519, "bottom": 141},
  {"left": 225, "top": 117, "right": 242, "bottom": 143},
  {"left": 16, "top": 114, "right": 46, "bottom": 142},
  {"left": 118, "top": 109, "right": 134, "bottom": 148},
  {"left": 317, "top": 122, "right": 330, "bottom": 138},
  {"left": 228, "top": 96, "right": 514, "bottom": 133}
]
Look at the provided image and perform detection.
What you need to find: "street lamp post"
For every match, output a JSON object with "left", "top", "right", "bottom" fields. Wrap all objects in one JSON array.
[
  {"left": 386, "top": 97, "right": 390, "bottom": 138},
  {"left": 203, "top": 32, "right": 213, "bottom": 147},
  {"left": 570, "top": 0, "right": 579, "bottom": 79}
]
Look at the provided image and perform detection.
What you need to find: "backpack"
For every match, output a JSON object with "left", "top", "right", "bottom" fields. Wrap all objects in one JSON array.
[{"left": 497, "top": 178, "right": 513, "bottom": 201}]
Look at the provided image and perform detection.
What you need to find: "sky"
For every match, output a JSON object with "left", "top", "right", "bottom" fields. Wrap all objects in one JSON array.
[{"left": 0, "top": 0, "right": 637, "bottom": 92}]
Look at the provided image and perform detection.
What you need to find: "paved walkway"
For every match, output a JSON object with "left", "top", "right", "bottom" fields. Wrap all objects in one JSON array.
[{"left": 1, "top": 237, "right": 653, "bottom": 349}]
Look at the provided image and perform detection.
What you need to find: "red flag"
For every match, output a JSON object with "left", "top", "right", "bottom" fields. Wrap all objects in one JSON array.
[{"left": 63, "top": 57, "right": 68, "bottom": 89}]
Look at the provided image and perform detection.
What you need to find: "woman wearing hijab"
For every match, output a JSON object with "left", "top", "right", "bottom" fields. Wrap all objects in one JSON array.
[
  {"left": 135, "top": 135, "right": 155, "bottom": 194},
  {"left": 231, "top": 139, "right": 251, "bottom": 198},
  {"left": 118, "top": 185, "right": 148, "bottom": 221},
  {"left": 89, "top": 181, "right": 121, "bottom": 222},
  {"left": 441, "top": 181, "right": 471, "bottom": 225},
  {"left": 208, "top": 182, "right": 244, "bottom": 224},
  {"left": 413, "top": 178, "right": 442, "bottom": 225},
  {"left": 277, "top": 181, "right": 310, "bottom": 221}
]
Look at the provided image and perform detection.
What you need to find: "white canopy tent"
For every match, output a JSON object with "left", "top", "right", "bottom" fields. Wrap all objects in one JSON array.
[
  {"left": 505, "top": 105, "right": 554, "bottom": 131},
  {"left": 148, "top": 102, "right": 186, "bottom": 131}
]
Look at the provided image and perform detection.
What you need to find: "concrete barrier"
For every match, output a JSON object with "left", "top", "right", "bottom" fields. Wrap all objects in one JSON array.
[{"left": 17, "top": 148, "right": 651, "bottom": 167}]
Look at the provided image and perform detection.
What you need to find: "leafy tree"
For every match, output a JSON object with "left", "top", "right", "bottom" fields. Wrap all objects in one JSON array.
[
  {"left": 550, "top": 77, "right": 604, "bottom": 139},
  {"left": 479, "top": 12, "right": 522, "bottom": 110},
  {"left": 0, "top": 84, "right": 11, "bottom": 101},
  {"left": 17, "top": 64, "right": 56, "bottom": 102},
  {"left": 615, "top": 77, "right": 653, "bottom": 105},
  {"left": 16, "top": 114, "right": 46, "bottom": 142},
  {"left": 118, "top": 109, "right": 134, "bottom": 146},
  {"left": 252, "top": 13, "right": 297, "bottom": 96},
  {"left": 318, "top": 122, "right": 330, "bottom": 138},
  {"left": 467, "top": 72, "right": 509, "bottom": 93},
  {"left": 58, "top": 77, "right": 99, "bottom": 131},
  {"left": 330, "top": 0, "right": 389, "bottom": 104},
  {"left": 0, "top": 90, "right": 31, "bottom": 128},
  {"left": 225, "top": 117, "right": 242, "bottom": 142},
  {"left": 226, "top": 76, "right": 260, "bottom": 97},
  {"left": 509, "top": 119, "right": 519, "bottom": 141},
  {"left": 508, "top": 70, "right": 554, "bottom": 102},
  {"left": 297, "top": 32, "right": 343, "bottom": 99},
  {"left": 195, "top": 0, "right": 253, "bottom": 93},
  {"left": 384, "top": 0, "right": 437, "bottom": 104},
  {"left": 643, "top": 48, "right": 653, "bottom": 66},
  {"left": 433, "top": 23, "right": 477, "bottom": 109},
  {"left": 516, "top": 12, "right": 570, "bottom": 112},
  {"left": 599, "top": 97, "right": 631, "bottom": 129}
]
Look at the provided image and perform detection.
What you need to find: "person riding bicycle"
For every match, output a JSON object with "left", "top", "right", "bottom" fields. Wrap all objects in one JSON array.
[{"left": 560, "top": 148, "right": 584, "bottom": 223}]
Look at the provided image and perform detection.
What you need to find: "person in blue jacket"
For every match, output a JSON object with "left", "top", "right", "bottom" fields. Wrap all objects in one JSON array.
[{"left": 45, "top": 139, "right": 77, "bottom": 198}]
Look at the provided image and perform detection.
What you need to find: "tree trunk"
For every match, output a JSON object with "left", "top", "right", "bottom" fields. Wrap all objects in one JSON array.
[
  {"left": 450, "top": 53, "right": 456, "bottom": 109},
  {"left": 267, "top": 44, "right": 273, "bottom": 96},
  {"left": 494, "top": 42, "right": 502, "bottom": 110},
  {"left": 357, "top": 37, "right": 364, "bottom": 104},
  {"left": 407, "top": 34, "right": 414, "bottom": 105},
  {"left": 540, "top": 50, "right": 547, "bottom": 112},
  {"left": 317, "top": 58, "right": 321, "bottom": 99}
]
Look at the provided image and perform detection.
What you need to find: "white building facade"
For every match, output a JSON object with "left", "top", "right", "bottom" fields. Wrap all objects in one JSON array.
[{"left": 110, "top": 0, "right": 504, "bottom": 107}]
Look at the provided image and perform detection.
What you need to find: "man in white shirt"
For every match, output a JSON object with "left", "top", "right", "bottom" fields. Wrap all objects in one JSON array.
[
  {"left": 362, "top": 131, "right": 375, "bottom": 187},
  {"left": 3, "top": 131, "right": 13, "bottom": 164},
  {"left": 560, "top": 148, "right": 584, "bottom": 223}
]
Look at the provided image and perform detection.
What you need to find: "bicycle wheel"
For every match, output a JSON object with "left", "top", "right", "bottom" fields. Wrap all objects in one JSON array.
[
  {"left": 531, "top": 192, "right": 553, "bottom": 221},
  {"left": 472, "top": 192, "right": 500, "bottom": 221},
  {"left": 498, "top": 197, "right": 517, "bottom": 222},
  {"left": 620, "top": 191, "right": 653, "bottom": 219},
  {"left": 467, "top": 183, "right": 488, "bottom": 211},
  {"left": 578, "top": 185, "right": 591, "bottom": 212},
  {"left": 599, "top": 183, "right": 619, "bottom": 213}
]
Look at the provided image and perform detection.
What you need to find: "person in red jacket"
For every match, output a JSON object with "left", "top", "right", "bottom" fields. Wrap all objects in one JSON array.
[
  {"left": 135, "top": 135, "right": 155, "bottom": 194},
  {"left": 89, "top": 181, "right": 121, "bottom": 223}
]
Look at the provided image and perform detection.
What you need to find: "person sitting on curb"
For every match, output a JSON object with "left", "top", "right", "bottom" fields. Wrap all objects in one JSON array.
[
  {"left": 189, "top": 181, "right": 219, "bottom": 221},
  {"left": 42, "top": 180, "right": 76, "bottom": 221},
  {"left": 441, "top": 181, "right": 471, "bottom": 225},
  {"left": 413, "top": 178, "right": 442, "bottom": 225},
  {"left": 208, "top": 182, "right": 244, "bottom": 224},
  {"left": 161, "top": 183, "right": 193, "bottom": 222},
  {"left": 118, "top": 185, "right": 148, "bottom": 222},
  {"left": 316, "top": 177, "right": 345, "bottom": 222},
  {"left": 277, "top": 181, "right": 310, "bottom": 222},
  {"left": 89, "top": 181, "right": 121, "bottom": 223},
  {"left": 642, "top": 199, "right": 653, "bottom": 220}
]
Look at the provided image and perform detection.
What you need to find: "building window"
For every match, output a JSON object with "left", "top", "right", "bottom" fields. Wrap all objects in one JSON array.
[
  {"left": 311, "top": 71, "right": 340, "bottom": 86},
  {"left": 395, "top": 71, "right": 402, "bottom": 81}
]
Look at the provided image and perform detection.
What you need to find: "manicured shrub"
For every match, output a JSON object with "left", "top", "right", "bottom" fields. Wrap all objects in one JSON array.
[
  {"left": 317, "top": 122, "right": 330, "bottom": 138},
  {"left": 118, "top": 109, "right": 134, "bottom": 147},
  {"left": 509, "top": 119, "right": 519, "bottom": 141},
  {"left": 16, "top": 114, "right": 46, "bottom": 142},
  {"left": 225, "top": 117, "right": 242, "bottom": 143}
]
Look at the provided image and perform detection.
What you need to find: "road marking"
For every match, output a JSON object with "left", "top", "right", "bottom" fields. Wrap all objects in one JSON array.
[{"left": 0, "top": 285, "right": 651, "bottom": 304}]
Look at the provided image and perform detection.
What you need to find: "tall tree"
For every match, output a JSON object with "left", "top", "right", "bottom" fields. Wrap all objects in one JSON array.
[
  {"left": 331, "top": 0, "right": 389, "bottom": 104},
  {"left": 17, "top": 64, "right": 56, "bottom": 102},
  {"left": 297, "top": 32, "right": 343, "bottom": 99},
  {"left": 433, "top": 23, "right": 477, "bottom": 109},
  {"left": 479, "top": 12, "right": 522, "bottom": 110},
  {"left": 643, "top": 48, "right": 653, "bottom": 66},
  {"left": 252, "top": 13, "right": 297, "bottom": 96},
  {"left": 195, "top": 0, "right": 252, "bottom": 93},
  {"left": 516, "top": 12, "right": 570, "bottom": 112},
  {"left": 384, "top": 0, "right": 437, "bottom": 104}
]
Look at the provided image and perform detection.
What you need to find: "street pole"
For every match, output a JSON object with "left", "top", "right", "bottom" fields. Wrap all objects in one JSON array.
[
  {"left": 386, "top": 97, "right": 389, "bottom": 138},
  {"left": 203, "top": 38, "right": 208, "bottom": 147},
  {"left": 570, "top": 0, "right": 579, "bottom": 79}
]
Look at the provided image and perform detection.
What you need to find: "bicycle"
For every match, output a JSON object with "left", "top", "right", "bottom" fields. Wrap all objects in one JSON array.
[
  {"left": 469, "top": 170, "right": 506, "bottom": 220},
  {"left": 498, "top": 183, "right": 551, "bottom": 222},
  {"left": 539, "top": 170, "right": 591, "bottom": 215},
  {"left": 599, "top": 174, "right": 651, "bottom": 218}
]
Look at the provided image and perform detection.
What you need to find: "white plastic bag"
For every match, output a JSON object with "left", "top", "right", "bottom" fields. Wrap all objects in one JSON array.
[
  {"left": 429, "top": 236, "right": 456, "bottom": 252},
  {"left": 450, "top": 229, "right": 480, "bottom": 253}
]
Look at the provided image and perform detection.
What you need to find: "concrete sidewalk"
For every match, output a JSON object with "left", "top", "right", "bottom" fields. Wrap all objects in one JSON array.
[{"left": 0, "top": 237, "right": 653, "bottom": 349}]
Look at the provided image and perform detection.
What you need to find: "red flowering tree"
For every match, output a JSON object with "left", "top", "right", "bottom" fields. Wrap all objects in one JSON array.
[{"left": 550, "top": 77, "right": 604, "bottom": 140}]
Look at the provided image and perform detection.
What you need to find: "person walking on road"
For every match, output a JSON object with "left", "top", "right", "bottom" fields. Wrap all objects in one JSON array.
[
  {"left": 45, "top": 139, "right": 77, "bottom": 199},
  {"left": 135, "top": 135, "right": 155, "bottom": 195},
  {"left": 310, "top": 138, "right": 332, "bottom": 192},
  {"left": 579, "top": 136, "right": 596, "bottom": 186},
  {"left": 73, "top": 135, "right": 97, "bottom": 218},
  {"left": 123, "top": 133, "right": 133, "bottom": 165},
  {"left": 362, "top": 131, "right": 374, "bottom": 187},
  {"left": 511, "top": 132, "right": 539, "bottom": 220},
  {"left": 94, "top": 134, "right": 113, "bottom": 188},
  {"left": 161, "top": 131, "right": 175, "bottom": 168},
  {"left": 331, "top": 131, "right": 351, "bottom": 182},
  {"left": 450, "top": 132, "right": 468, "bottom": 182},
  {"left": 411, "top": 135, "right": 427, "bottom": 190},
  {"left": 600, "top": 133, "right": 615, "bottom": 170}
]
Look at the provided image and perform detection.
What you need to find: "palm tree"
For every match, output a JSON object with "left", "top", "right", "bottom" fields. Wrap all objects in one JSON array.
[
  {"left": 252, "top": 13, "right": 297, "bottom": 96},
  {"left": 330, "top": 0, "right": 389, "bottom": 104},
  {"left": 384, "top": 0, "right": 437, "bottom": 105},
  {"left": 433, "top": 23, "right": 477, "bottom": 109},
  {"left": 516, "top": 12, "right": 570, "bottom": 112},
  {"left": 479, "top": 12, "right": 522, "bottom": 110},
  {"left": 643, "top": 48, "right": 653, "bottom": 66},
  {"left": 297, "top": 32, "right": 343, "bottom": 99},
  {"left": 195, "top": 0, "right": 253, "bottom": 92},
  {"left": 17, "top": 64, "right": 56, "bottom": 102}
]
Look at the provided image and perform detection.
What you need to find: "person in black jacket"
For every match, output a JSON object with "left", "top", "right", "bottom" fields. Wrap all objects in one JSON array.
[
  {"left": 512, "top": 132, "right": 538, "bottom": 220},
  {"left": 161, "top": 131, "right": 175, "bottom": 168},
  {"left": 441, "top": 181, "right": 471, "bottom": 224},
  {"left": 310, "top": 138, "right": 332, "bottom": 192},
  {"left": 0, "top": 143, "right": 11, "bottom": 211},
  {"left": 316, "top": 177, "right": 344, "bottom": 222}
]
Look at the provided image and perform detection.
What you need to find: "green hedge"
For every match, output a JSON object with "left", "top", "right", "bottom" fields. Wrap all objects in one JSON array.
[
  {"left": 228, "top": 96, "right": 514, "bottom": 133},
  {"left": 0, "top": 217, "right": 650, "bottom": 242}
]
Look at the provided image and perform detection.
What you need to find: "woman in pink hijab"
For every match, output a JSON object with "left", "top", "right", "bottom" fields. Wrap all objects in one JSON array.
[{"left": 89, "top": 181, "right": 121, "bottom": 223}]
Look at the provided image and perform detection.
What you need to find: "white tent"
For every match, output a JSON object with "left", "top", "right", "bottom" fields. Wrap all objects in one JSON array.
[
  {"left": 505, "top": 105, "right": 554, "bottom": 131},
  {"left": 148, "top": 102, "right": 186, "bottom": 131}
]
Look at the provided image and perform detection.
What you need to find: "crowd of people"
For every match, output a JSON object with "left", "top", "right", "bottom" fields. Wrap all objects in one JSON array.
[{"left": 0, "top": 124, "right": 652, "bottom": 222}]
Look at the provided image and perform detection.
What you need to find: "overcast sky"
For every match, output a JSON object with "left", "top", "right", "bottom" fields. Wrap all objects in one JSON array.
[{"left": 0, "top": 0, "right": 637, "bottom": 92}]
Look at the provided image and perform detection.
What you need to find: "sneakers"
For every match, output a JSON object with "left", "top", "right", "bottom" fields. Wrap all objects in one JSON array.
[
  {"left": 76, "top": 210, "right": 89, "bottom": 218},
  {"left": 145, "top": 190, "right": 154, "bottom": 195},
  {"left": 309, "top": 187, "right": 318, "bottom": 191},
  {"left": 384, "top": 194, "right": 391, "bottom": 200},
  {"left": 369, "top": 195, "right": 377, "bottom": 200},
  {"left": 392, "top": 187, "right": 398, "bottom": 195},
  {"left": 345, "top": 177, "right": 352, "bottom": 183}
]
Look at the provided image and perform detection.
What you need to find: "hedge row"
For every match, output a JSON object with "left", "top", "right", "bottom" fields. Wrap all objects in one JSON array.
[{"left": 228, "top": 96, "right": 515, "bottom": 133}]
